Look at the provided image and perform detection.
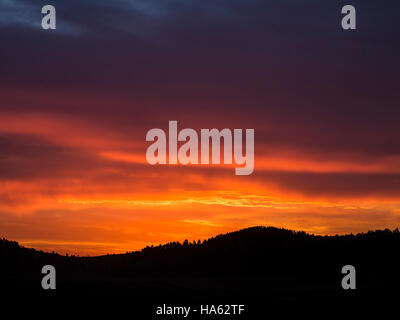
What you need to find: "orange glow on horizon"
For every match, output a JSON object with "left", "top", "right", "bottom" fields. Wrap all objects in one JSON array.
[{"left": 1, "top": 88, "right": 400, "bottom": 256}]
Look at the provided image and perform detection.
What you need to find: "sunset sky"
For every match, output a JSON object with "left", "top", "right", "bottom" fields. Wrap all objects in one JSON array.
[{"left": 1, "top": 0, "right": 399, "bottom": 255}]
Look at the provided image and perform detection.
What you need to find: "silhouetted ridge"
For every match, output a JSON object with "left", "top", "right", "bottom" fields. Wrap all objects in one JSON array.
[
  {"left": 2, "top": 227, "right": 400, "bottom": 275},
  {"left": 2, "top": 227, "right": 400, "bottom": 308},
  {"left": 2, "top": 227, "right": 400, "bottom": 259}
]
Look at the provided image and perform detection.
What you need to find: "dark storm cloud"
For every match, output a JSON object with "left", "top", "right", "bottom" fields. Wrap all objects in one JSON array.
[
  {"left": 0, "top": 0, "right": 399, "bottom": 175},
  {"left": 1, "top": 0, "right": 398, "bottom": 89}
]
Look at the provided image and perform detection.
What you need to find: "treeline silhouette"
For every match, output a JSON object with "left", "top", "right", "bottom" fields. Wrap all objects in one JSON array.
[
  {"left": 1, "top": 226, "right": 400, "bottom": 316},
  {"left": 2, "top": 226, "right": 400, "bottom": 279}
]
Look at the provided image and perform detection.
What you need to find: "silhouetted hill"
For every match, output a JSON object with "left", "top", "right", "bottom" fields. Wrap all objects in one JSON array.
[
  {"left": 2, "top": 226, "right": 400, "bottom": 275},
  {"left": 1, "top": 227, "right": 399, "bottom": 318}
]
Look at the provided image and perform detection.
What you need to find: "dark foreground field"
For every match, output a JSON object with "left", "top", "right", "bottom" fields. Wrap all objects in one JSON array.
[{"left": 1, "top": 227, "right": 399, "bottom": 318}]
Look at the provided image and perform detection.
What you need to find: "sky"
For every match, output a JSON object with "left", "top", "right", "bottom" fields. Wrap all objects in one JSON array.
[{"left": 0, "top": 0, "right": 399, "bottom": 255}]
